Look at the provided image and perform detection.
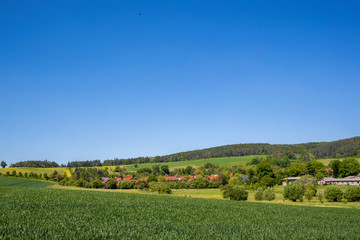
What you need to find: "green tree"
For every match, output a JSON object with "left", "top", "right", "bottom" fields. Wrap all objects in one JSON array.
[
  {"left": 339, "top": 158, "right": 360, "bottom": 178},
  {"left": 1, "top": 161, "right": 7, "bottom": 168},
  {"left": 329, "top": 160, "right": 341, "bottom": 178},
  {"left": 263, "top": 188, "right": 275, "bottom": 201},
  {"left": 149, "top": 182, "right": 172, "bottom": 194},
  {"left": 160, "top": 165, "right": 170, "bottom": 175},
  {"left": 304, "top": 186, "right": 316, "bottom": 202},
  {"left": 146, "top": 175, "right": 158, "bottom": 183},
  {"left": 306, "top": 162, "right": 325, "bottom": 176},
  {"left": 43, "top": 173, "right": 49, "bottom": 180},
  {"left": 315, "top": 172, "right": 325, "bottom": 181},
  {"left": 254, "top": 188, "right": 264, "bottom": 201},
  {"left": 343, "top": 186, "right": 360, "bottom": 202},
  {"left": 256, "top": 162, "right": 273, "bottom": 179},
  {"left": 260, "top": 175, "right": 276, "bottom": 187},
  {"left": 107, "top": 179, "right": 118, "bottom": 189},
  {"left": 283, "top": 183, "right": 304, "bottom": 202},
  {"left": 91, "top": 178, "right": 105, "bottom": 189},
  {"left": 286, "top": 163, "right": 307, "bottom": 177},
  {"left": 151, "top": 165, "right": 160, "bottom": 175},
  {"left": 222, "top": 185, "right": 248, "bottom": 201},
  {"left": 324, "top": 186, "right": 343, "bottom": 202}
]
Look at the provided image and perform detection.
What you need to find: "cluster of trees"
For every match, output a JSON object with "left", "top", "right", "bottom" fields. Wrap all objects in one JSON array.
[
  {"left": 11, "top": 137, "right": 356, "bottom": 168},
  {"left": 9, "top": 160, "right": 59, "bottom": 168},
  {"left": 2, "top": 169, "right": 63, "bottom": 182},
  {"left": 67, "top": 160, "right": 102, "bottom": 167},
  {"left": 329, "top": 158, "right": 360, "bottom": 178},
  {"left": 283, "top": 176, "right": 318, "bottom": 202},
  {"left": 282, "top": 176, "right": 360, "bottom": 203}
]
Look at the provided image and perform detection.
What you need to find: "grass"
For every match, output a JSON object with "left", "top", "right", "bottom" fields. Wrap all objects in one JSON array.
[
  {"left": 316, "top": 157, "right": 360, "bottom": 166},
  {"left": 125, "top": 155, "right": 261, "bottom": 171},
  {"left": 1, "top": 177, "right": 360, "bottom": 239}
]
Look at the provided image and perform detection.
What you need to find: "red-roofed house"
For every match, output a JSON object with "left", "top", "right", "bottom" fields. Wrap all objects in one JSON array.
[
  {"left": 325, "top": 168, "right": 334, "bottom": 176},
  {"left": 208, "top": 175, "right": 218, "bottom": 181},
  {"left": 164, "top": 176, "right": 180, "bottom": 181}
]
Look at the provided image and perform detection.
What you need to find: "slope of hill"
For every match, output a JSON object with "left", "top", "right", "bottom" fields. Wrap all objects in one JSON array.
[{"left": 102, "top": 137, "right": 360, "bottom": 166}]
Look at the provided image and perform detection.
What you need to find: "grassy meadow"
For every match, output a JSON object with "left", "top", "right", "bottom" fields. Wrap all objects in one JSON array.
[
  {"left": 1, "top": 177, "right": 360, "bottom": 239},
  {"left": 124, "top": 155, "right": 263, "bottom": 171}
]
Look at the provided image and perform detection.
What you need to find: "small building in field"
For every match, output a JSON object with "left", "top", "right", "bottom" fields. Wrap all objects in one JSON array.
[
  {"left": 319, "top": 176, "right": 360, "bottom": 185},
  {"left": 282, "top": 177, "right": 301, "bottom": 186}
]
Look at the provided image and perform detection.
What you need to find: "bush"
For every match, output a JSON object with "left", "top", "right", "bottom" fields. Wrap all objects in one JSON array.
[
  {"left": 91, "top": 179, "right": 105, "bottom": 189},
  {"left": 119, "top": 181, "right": 136, "bottom": 189},
  {"left": 283, "top": 184, "right": 304, "bottom": 202},
  {"left": 107, "top": 179, "right": 118, "bottom": 189},
  {"left": 260, "top": 176, "right": 276, "bottom": 187},
  {"left": 263, "top": 188, "right": 275, "bottom": 201},
  {"left": 324, "top": 186, "right": 343, "bottom": 202},
  {"left": 304, "top": 186, "right": 316, "bottom": 202},
  {"left": 189, "top": 177, "right": 210, "bottom": 189},
  {"left": 146, "top": 175, "right": 157, "bottom": 183},
  {"left": 149, "top": 182, "right": 172, "bottom": 194},
  {"left": 135, "top": 181, "right": 147, "bottom": 189},
  {"left": 254, "top": 188, "right": 264, "bottom": 201},
  {"left": 43, "top": 173, "right": 49, "bottom": 180},
  {"left": 222, "top": 185, "right": 248, "bottom": 201},
  {"left": 343, "top": 186, "right": 360, "bottom": 202},
  {"left": 75, "top": 179, "right": 86, "bottom": 188},
  {"left": 296, "top": 175, "right": 317, "bottom": 188}
]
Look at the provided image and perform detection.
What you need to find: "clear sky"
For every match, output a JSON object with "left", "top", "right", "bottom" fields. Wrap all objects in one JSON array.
[{"left": 1, "top": 1, "right": 359, "bottom": 165}]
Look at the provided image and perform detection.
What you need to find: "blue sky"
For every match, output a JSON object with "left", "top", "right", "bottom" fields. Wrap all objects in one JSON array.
[{"left": 1, "top": 1, "right": 359, "bottom": 165}]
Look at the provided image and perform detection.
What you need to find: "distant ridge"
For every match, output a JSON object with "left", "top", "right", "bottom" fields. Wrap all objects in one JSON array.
[
  {"left": 11, "top": 137, "right": 360, "bottom": 168},
  {"left": 98, "top": 136, "right": 360, "bottom": 167}
]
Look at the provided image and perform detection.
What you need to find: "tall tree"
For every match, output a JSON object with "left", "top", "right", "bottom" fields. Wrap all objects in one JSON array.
[{"left": 1, "top": 161, "right": 7, "bottom": 168}]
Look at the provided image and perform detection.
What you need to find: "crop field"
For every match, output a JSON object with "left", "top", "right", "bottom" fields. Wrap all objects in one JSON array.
[
  {"left": 1, "top": 177, "right": 360, "bottom": 239},
  {"left": 0, "top": 166, "right": 70, "bottom": 176}
]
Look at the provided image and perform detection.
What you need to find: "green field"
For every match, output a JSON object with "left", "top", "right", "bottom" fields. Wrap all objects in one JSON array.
[
  {"left": 1, "top": 177, "right": 360, "bottom": 239},
  {"left": 316, "top": 157, "right": 360, "bottom": 166},
  {"left": 125, "top": 155, "right": 262, "bottom": 171}
]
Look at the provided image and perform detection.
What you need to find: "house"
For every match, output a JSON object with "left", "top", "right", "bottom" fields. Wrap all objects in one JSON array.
[
  {"left": 208, "top": 175, "right": 218, "bottom": 181},
  {"left": 325, "top": 168, "right": 334, "bottom": 176},
  {"left": 281, "top": 177, "right": 301, "bottom": 186},
  {"left": 164, "top": 176, "right": 180, "bottom": 181},
  {"left": 241, "top": 175, "right": 249, "bottom": 182}
]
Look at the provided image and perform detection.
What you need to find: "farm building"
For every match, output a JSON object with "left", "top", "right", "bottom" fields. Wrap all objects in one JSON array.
[
  {"left": 282, "top": 177, "right": 301, "bottom": 186},
  {"left": 318, "top": 176, "right": 360, "bottom": 185}
]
